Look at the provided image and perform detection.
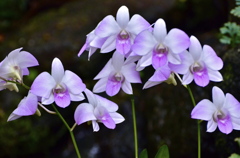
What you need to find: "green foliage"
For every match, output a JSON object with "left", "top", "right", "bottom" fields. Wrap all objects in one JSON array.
[
  {"left": 155, "top": 145, "right": 170, "bottom": 158},
  {"left": 219, "top": 22, "right": 240, "bottom": 47},
  {"left": 231, "top": 6, "right": 240, "bottom": 17},
  {"left": 140, "top": 149, "right": 148, "bottom": 158},
  {"left": 229, "top": 153, "right": 240, "bottom": 158}
]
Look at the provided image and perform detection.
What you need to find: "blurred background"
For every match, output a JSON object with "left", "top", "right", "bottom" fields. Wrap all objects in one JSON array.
[{"left": 0, "top": 0, "right": 239, "bottom": 157}]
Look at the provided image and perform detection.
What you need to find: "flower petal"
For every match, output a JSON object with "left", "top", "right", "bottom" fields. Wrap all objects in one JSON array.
[
  {"left": 153, "top": 18, "right": 167, "bottom": 42},
  {"left": 182, "top": 71, "right": 194, "bottom": 85},
  {"left": 126, "top": 14, "right": 150, "bottom": 35},
  {"left": 95, "top": 15, "right": 120, "bottom": 38},
  {"left": 116, "top": 6, "right": 129, "bottom": 29},
  {"left": 74, "top": 103, "right": 96, "bottom": 125},
  {"left": 101, "top": 35, "right": 117, "bottom": 53},
  {"left": 189, "top": 36, "right": 202, "bottom": 61},
  {"left": 54, "top": 90, "right": 71, "bottom": 108},
  {"left": 30, "top": 72, "right": 56, "bottom": 98},
  {"left": 207, "top": 119, "right": 218, "bottom": 132},
  {"left": 51, "top": 58, "right": 64, "bottom": 83},
  {"left": 94, "top": 106, "right": 116, "bottom": 129},
  {"left": 191, "top": 99, "right": 217, "bottom": 120},
  {"left": 143, "top": 80, "right": 162, "bottom": 89},
  {"left": 149, "top": 65, "right": 171, "bottom": 82},
  {"left": 94, "top": 59, "right": 113, "bottom": 80},
  {"left": 116, "top": 36, "right": 131, "bottom": 55},
  {"left": 121, "top": 80, "right": 133, "bottom": 94},
  {"left": 132, "top": 30, "right": 156, "bottom": 56},
  {"left": 106, "top": 75, "right": 122, "bottom": 96},
  {"left": 207, "top": 69, "right": 223, "bottom": 82},
  {"left": 225, "top": 93, "right": 240, "bottom": 118},
  {"left": 217, "top": 116, "right": 233, "bottom": 134},
  {"left": 62, "top": 70, "right": 86, "bottom": 94},
  {"left": 109, "top": 112, "right": 125, "bottom": 124},
  {"left": 112, "top": 51, "right": 124, "bottom": 72},
  {"left": 95, "top": 95, "right": 118, "bottom": 112},
  {"left": 193, "top": 68, "right": 209, "bottom": 87},
  {"left": 92, "top": 120, "right": 100, "bottom": 132},
  {"left": 122, "top": 63, "right": 141, "bottom": 83},
  {"left": 93, "top": 77, "right": 108, "bottom": 93},
  {"left": 212, "top": 86, "right": 225, "bottom": 108},
  {"left": 203, "top": 45, "right": 223, "bottom": 70},
  {"left": 164, "top": 28, "right": 190, "bottom": 54}
]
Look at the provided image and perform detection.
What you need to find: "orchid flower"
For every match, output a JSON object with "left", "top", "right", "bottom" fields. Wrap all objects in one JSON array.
[
  {"left": 7, "top": 92, "right": 38, "bottom": 121},
  {"left": 132, "top": 18, "right": 190, "bottom": 70},
  {"left": 0, "top": 47, "right": 39, "bottom": 81},
  {"left": 174, "top": 36, "right": 223, "bottom": 87},
  {"left": 74, "top": 89, "right": 125, "bottom": 132},
  {"left": 93, "top": 51, "right": 141, "bottom": 96},
  {"left": 94, "top": 5, "right": 151, "bottom": 56},
  {"left": 30, "top": 58, "right": 86, "bottom": 108},
  {"left": 191, "top": 86, "right": 240, "bottom": 134}
]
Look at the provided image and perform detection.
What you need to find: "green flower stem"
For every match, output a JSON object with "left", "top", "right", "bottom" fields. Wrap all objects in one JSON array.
[
  {"left": 51, "top": 104, "right": 81, "bottom": 158},
  {"left": 187, "top": 85, "right": 201, "bottom": 158},
  {"left": 131, "top": 97, "right": 138, "bottom": 158}
]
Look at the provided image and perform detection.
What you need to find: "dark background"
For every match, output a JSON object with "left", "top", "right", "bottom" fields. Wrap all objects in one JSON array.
[{"left": 0, "top": 0, "right": 239, "bottom": 157}]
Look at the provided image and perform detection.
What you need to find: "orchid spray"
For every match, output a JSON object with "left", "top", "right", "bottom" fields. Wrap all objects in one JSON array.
[{"left": 2, "top": 5, "right": 239, "bottom": 158}]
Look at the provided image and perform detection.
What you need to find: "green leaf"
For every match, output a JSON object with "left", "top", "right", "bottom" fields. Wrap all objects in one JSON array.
[
  {"left": 155, "top": 145, "right": 169, "bottom": 158},
  {"left": 229, "top": 153, "right": 240, "bottom": 158},
  {"left": 139, "top": 149, "right": 148, "bottom": 158},
  {"left": 231, "top": 6, "right": 240, "bottom": 17}
]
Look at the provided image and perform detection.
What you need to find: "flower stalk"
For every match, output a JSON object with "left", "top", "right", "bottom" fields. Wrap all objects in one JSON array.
[{"left": 131, "top": 97, "right": 138, "bottom": 158}]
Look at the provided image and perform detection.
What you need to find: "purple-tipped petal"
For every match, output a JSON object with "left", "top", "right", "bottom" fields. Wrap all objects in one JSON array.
[
  {"left": 126, "top": 14, "right": 150, "bottom": 35},
  {"left": 217, "top": 115, "right": 233, "bottom": 134},
  {"left": 189, "top": 36, "right": 202, "bottom": 61},
  {"left": 95, "top": 15, "right": 120, "bottom": 38},
  {"left": 106, "top": 75, "right": 122, "bottom": 96},
  {"left": 31, "top": 72, "right": 56, "bottom": 98},
  {"left": 203, "top": 45, "right": 223, "bottom": 70},
  {"left": 132, "top": 30, "right": 156, "bottom": 56},
  {"left": 116, "top": 6, "right": 129, "bottom": 29},
  {"left": 54, "top": 90, "right": 71, "bottom": 108},
  {"left": 51, "top": 58, "right": 64, "bottom": 83},
  {"left": 94, "top": 106, "right": 116, "bottom": 129},
  {"left": 153, "top": 19, "right": 167, "bottom": 42},
  {"left": 74, "top": 103, "right": 96, "bottom": 125},
  {"left": 193, "top": 68, "right": 209, "bottom": 87},
  {"left": 191, "top": 99, "right": 216, "bottom": 120},
  {"left": 62, "top": 70, "right": 86, "bottom": 94},
  {"left": 164, "top": 28, "right": 190, "bottom": 54}
]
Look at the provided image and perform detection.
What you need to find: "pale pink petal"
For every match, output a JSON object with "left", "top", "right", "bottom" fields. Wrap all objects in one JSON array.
[
  {"left": 153, "top": 18, "right": 167, "bottom": 42},
  {"left": 30, "top": 72, "right": 56, "bottom": 98},
  {"left": 95, "top": 15, "right": 120, "bottom": 38},
  {"left": 126, "top": 14, "right": 150, "bottom": 35},
  {"left": 182, "top": 71, "right": 194, "bottom": 85},
  {"left": 116, "top": 6, "right": 129, "bottom": 29},
  {"left": 203, "top": 45, "right": 223, "bottom": 70},
  {"left": 191, "top": 99, "right": 217, "bottom": 120},
  {"left": 62, "top": 70, "right": 86, "bottom": 94},
  {"left": 95, "top": 95, "right": 118, "bottom": 112},
  {"left": 51, "top": 58, "right": 64, "bottom": 83},
  {"left": 225, "top": 93, "right": 240, "bottom": 118},
  {"left": 207, "top": 69, "right": 223, "bottom": 82},
  {"left": 164, "top": 28, "right": 190, "bottom": 54},
  {"left": 207, "top": 119, "right": 218, "bottom": 132},
  {"left": 143, "top": 80, "right": 162, "bottom": 89},
  {"left": 189, "top": 36, "right": 202, "bottom": 61},
  {"left": 132, "top": 30, "right": 156, "bottom": 56},
  {"left": 93, "top": 78, "right": 108, "bottom": 93},
  {"left": 212, "top": 86, "right": 225, "bottom": 108},
  {"left": 94, "top": 59, "right": 113, "bottom": 80},
  {"left": 122, "top": 63, "right": 141, "bottom": 83},
  {"left": 101, "top": 35, "right": 117, "bottom": 53},
  {"left": 149, "top": 65, "right": 171, "bottom": 82},
  {"left": 74, "top": 103, "right": 96, "bottom": 125},
  {"left": 121, "top": 80, "right": 133, "bottom": 94},
  {"left": 92, "top": 120, "right": 100, "bottom": 132},
  {"left": 112, "top": 51, "right": 124, "bottom": 71},
  {"left": 109, "top": 112, "right": 125, "bottom": 124}
]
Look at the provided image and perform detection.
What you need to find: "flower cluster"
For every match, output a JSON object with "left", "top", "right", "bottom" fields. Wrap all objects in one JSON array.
[{"left": 1, "top": 6, "right": 239, "bottom": 155}]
